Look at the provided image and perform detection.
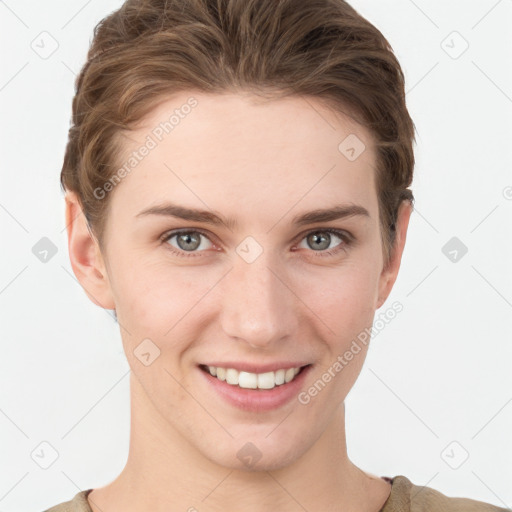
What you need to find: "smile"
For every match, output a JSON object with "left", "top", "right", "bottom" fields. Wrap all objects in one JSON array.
[{"left": 199, "top": 364, "right": 309, "bottom": 390}]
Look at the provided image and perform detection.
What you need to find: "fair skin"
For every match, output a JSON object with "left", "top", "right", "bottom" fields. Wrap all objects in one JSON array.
[{"left": 66, "top": 91, "right": 412, "bottom": 512}]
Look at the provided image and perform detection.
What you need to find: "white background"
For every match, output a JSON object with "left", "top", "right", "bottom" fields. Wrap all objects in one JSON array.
[{"left": 0, "top": 0, "right": 511, "bottom": 510}]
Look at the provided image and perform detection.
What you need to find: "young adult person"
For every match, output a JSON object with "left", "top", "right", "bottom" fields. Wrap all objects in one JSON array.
[{"left": 45, "top": 0, "right": 509, "bottom": 510}]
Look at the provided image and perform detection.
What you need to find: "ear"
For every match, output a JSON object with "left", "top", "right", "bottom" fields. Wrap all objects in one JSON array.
[
  {"left": 64, "top": 191, "right": 116, "bottom": 310},
  {"left": 376, "top": 200, "right": 413, "bottom": 309}
]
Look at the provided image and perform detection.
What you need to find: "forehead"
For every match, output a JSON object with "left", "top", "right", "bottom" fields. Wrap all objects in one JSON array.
[{"left": 109, "top": 91, "right": 378, "bottom": 224}]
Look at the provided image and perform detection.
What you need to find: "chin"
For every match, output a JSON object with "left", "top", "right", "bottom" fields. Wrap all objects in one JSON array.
[{"left": 198, "top": 430, "right": 310, "bottom": 473}]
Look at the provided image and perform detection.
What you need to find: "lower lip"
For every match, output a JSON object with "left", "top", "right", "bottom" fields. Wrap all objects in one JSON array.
[{"left": 198, "top": 364, "right": 313, "bottom": 412}]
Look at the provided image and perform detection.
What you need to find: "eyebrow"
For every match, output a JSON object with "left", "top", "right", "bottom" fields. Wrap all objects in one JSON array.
[{"left": 135, "top": 202, "right": 370, "bottom": 229}]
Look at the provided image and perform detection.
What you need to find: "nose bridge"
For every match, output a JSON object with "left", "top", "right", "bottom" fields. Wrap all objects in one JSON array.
[{"left": 219, "top": 246, "right": 296, "bottom": 348}]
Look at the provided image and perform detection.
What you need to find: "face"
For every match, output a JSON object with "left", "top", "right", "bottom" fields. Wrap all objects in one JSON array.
[{"left": 68, "top": 91, "right": 411, "bottom": 471}]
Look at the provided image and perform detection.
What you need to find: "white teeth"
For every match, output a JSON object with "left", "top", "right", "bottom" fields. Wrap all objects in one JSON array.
[
  {"left": 205, "top": 365, "right": 305, "bottom": 389},
  {"left": 285, "top": 368, "right": 296, "bottom": 383},
  {"left": 226, "top": 368, "right": 239, "bottom": 385}
]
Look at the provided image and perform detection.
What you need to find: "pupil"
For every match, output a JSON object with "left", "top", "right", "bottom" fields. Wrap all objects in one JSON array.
[
  {"left": 310, "top": 232, "right": 329, "bottom": 250},
  {"left": 178, "top": 233, "right": 200, "bottom": 251}
]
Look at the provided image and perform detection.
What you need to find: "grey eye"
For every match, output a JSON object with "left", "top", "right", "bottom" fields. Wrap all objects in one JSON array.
[
  {"left": 166, "top": 231, "right": 213, "bottom": 252},
  {"left": 299, "top": 231, "right": 343, "bottom": 251}
]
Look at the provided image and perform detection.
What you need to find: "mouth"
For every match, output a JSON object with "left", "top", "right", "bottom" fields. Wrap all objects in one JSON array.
[
  {"left": 197, "top": 363, "right": 313, "bottom": 412},
  {"left": 198, "top": 363, "right": 312, "bottom": 390}
]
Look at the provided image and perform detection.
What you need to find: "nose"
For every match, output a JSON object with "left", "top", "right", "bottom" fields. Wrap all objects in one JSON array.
[{"left": 219, "top": 251, "right": 298, "bottom": 350}]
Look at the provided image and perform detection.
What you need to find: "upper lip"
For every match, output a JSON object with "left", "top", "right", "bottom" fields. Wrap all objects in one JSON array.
[{"left": 200, "top": 362, "right": 312, "bottom": 374}]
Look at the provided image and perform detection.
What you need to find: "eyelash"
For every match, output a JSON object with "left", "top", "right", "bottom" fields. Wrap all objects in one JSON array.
[{"left": 159, "top": 228, "right": 354, "bottom": 259}]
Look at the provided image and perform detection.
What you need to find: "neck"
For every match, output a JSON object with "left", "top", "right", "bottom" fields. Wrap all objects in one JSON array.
[{"left": 87, "top": 372, "right": 390, "bottom": 512}]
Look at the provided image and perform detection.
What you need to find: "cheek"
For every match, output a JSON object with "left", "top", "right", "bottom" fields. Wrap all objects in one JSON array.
[
  {"left": 113, "top": 258, "right": 213, "bottom": 339},
  {"left": 113, "top": 266, "right": 196, "bottom": 385},
  {"left": 303, "top": 267, "right": 377, "bottom": 401},
  {"left": 299, "top": 261, "right": 379, "bottom": 337}
]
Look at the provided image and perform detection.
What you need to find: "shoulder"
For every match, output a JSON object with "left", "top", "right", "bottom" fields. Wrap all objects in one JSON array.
[
  {"left": 383, "top": 475, "right": 510, "bottom": 512},
  {"left": 43, "top": 489, "right": 93, "bottom": 512}
]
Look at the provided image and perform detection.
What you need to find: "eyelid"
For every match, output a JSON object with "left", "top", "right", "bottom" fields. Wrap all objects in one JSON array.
[
  {"left": 160, "top": 227, "right": 214, "bottom": 243},
  {"left": 294, "top": 226, "right": 353, "bottom": 243}
]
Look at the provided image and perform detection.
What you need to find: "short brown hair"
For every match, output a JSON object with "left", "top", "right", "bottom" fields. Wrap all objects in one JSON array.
[{"left": 61, "top": 0, "right": 415, "bottom": 266}]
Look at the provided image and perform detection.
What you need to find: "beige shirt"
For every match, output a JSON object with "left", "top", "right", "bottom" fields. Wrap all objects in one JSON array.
[{"left": 44, "top": 475, "right": 510, "bottom": 511}]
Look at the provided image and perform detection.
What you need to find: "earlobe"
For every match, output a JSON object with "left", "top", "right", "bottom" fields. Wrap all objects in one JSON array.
[
  {"left": 65, "top": 191, "right": 116, "bottom": 310},
  {"left": 376, "top": 201, "right": 413, "bottom": 309}
]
